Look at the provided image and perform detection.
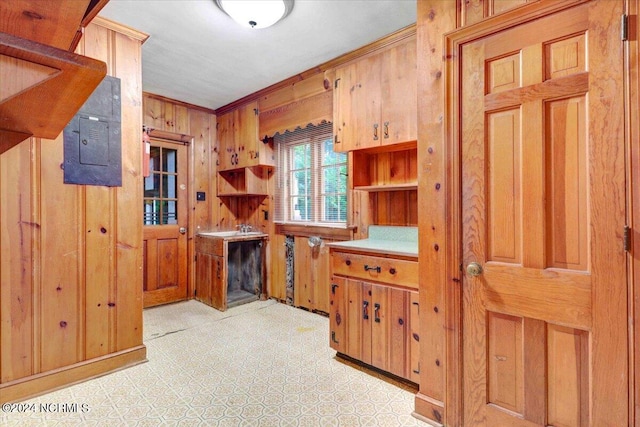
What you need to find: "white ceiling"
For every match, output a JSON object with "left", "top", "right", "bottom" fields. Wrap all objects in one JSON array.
[{"left": 98, "top": 0, "right": 417, "bottom": 111}]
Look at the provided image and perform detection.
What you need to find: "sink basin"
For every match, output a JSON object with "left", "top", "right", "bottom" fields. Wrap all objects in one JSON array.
[{"left": 199, "top": 231, "right": 264, "bottom": 238}]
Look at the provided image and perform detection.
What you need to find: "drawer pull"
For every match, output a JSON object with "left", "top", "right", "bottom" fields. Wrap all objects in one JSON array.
[
  {"left": 364, "top": 265, "right": 381, "bottom": 273},
  {"left": 389, "top": 268, "right": 396, "bottom": 275},
  {"left": 374, "top": 303, "right": 381, "bottom": 323},
  {"left": 345, "top": 259, "right": 351, "bottom": 266},
  {"left": 363, "top": 300, "right": 369, "bottom": 320}
]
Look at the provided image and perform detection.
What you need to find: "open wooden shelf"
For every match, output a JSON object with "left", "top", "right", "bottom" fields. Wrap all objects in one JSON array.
[
  {"left": 217, "top": 166, "right": 270, "bottom": 197},
  {"left": 354, "top": 182, "right": 418, "bottom": 192},
  {"left": 0, "top": 0, "right": 110, "bottom": 153},
  {"left": 352, "top": 142, "right": 418, "bottom": 191}
]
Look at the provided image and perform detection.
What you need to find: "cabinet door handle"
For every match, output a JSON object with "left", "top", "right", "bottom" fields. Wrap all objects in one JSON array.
[
  {"left": 373, "top": 123, "right": 379, "bottom": 140},
  {"left": 364, "top": 265, "right": 381, "bottom": 273},
  {"left": 389, "top": 268, "right": 396, "bottom": 275},
  {"left": 331, "top": 331, "right": 340, "bottom": 344},
  {"left": 383, "top": 121, "right": 389, "bottom": 139},
  {"left": 363, "top": 300, "right": 369, "bottom": 320},
  {"left": 374, "top": 303, "right": 381, "bottom": 323},
  {"left": 331, "top": 283, "right": 339, "bottom": 295}
]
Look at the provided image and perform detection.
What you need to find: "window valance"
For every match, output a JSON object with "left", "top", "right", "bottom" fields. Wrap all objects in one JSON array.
[{"left": 259, "top": 91, "right": 332, "bottom": 139}]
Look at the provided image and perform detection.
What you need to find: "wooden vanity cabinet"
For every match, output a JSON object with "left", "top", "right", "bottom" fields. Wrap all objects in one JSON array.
[
  {"left": 329, "top": 248, "right": 419, "bottom": 383},
  {"left": 195, "top": 234, "right": 267, "bottom": 311},
  {"left": 333, "top": 36, "right": 417, "bottom": 152}
]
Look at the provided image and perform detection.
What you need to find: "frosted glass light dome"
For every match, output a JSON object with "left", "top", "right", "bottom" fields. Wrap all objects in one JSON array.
[{"left": 216, "top": 0, "right": 294, "bottom": 29}]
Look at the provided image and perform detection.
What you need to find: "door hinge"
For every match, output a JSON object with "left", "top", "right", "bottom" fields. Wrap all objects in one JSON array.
[
  {"left": 254, "top": 108, "right": 259, "bottom": 116},
  {"left": 194, "top": 254, "right": 198, "bottom": 262},
  {"left": 334, "top": 78, "right": 340, "bottom": 89},
  {"left": 624, "top": 225, "right": 631, "bottom": 252},
  {"left": 622, "top": 14, "right": 629, "bottom": 41}
]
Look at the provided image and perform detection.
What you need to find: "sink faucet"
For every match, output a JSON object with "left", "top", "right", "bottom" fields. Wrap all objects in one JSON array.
[{"left": 237, "top": 224, "right": 252, "bottom": 233}]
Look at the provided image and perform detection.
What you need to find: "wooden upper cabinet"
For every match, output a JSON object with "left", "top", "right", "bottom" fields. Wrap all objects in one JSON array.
[
  {"left": 217, "top": 100, "right": 274, "bottom": 171},
  {"left": 333, "top": 37, "right": 417, "bottom": 152},
  {"left": 143, "top": 94, "right": 189, "bottom": 134}
]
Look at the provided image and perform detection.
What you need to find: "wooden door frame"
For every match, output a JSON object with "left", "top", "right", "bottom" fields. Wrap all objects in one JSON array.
[
  {"left": 146, "top": 129, "right": 196, "bottom": 300},
  {"left": 627, "top": 0, "right": 639, "bottom": 424},
  {"left": 441, "top": 0, "right": 624, "bottom": 426}
]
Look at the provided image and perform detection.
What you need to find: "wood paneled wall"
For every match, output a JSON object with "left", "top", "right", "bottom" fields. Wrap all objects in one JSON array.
[
  {"left": 415, "top": 0, "right": 456, "bottom": 424},
  {"left": 0, "top": 18, "right": 147, "bottom": 402}
]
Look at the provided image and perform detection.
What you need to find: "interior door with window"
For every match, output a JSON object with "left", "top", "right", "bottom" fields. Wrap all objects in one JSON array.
[
  {"left": 459, "top": 2, "right": 627, "bottom": 426},
  {"left": 143, "top": 138, "right": 188, "bottom": 307}
]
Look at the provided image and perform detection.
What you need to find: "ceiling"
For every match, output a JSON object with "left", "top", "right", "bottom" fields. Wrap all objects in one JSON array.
[{"left": 98, "top": 0, "right": 417, "bottom": 111}]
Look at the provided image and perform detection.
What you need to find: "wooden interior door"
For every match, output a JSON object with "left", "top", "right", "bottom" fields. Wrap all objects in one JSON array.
[
  {"left": 460, "top": 3, "right": 627, "bottom": 426},
  {"left": 143, "top": 138, "right": 188, "bottom": 307}
]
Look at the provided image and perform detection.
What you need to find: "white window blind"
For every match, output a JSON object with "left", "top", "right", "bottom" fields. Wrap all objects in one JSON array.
[{"left": 274, "top": 122, "right": 347, "bottom": 225}]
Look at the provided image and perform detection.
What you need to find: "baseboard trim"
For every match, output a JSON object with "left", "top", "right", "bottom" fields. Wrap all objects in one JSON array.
[
  {"left": 414, "top": 392, "right": 445, "bottom": 427},
  {"left": 1, "top": 345, "right": 147, "bottom": 403}
]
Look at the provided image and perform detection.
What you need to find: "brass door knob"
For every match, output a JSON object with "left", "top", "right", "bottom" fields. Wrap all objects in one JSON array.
[{"left": 466, "top": 262, "right": 483, "bottom": 277}]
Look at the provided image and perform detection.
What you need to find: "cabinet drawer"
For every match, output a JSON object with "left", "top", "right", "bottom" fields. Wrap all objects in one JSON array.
[
  {"left": 195, "top": 236, "right": 224, "bottom": 256},
  {"left": 331, "top": 251, "right": 418, "bottom": 289}
]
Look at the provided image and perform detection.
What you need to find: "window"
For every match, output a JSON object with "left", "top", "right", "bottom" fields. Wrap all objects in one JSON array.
[
  {"left": 274, "top": 122, "right": 347, "bottom": 224},
  {"left": 143, "top": 145, "right": 178, "bottom": 225}
]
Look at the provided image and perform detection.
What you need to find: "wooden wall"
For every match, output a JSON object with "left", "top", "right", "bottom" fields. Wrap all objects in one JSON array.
[
  {"left": 414, "top": 1, "right": 456, "bottom": 423},
  {"left": 0, "top": 18, "right": 147, "bottom": 402}
]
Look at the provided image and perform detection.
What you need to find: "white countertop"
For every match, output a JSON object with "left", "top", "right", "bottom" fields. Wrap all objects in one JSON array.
[{"left": 326, "top": 225, "right": 418, "bottom": 258}]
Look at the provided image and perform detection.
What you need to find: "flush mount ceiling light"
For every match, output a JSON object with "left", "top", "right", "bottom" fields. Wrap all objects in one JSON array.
[{"left": 216, "top": 0, "right": 294, "bottom": 29}]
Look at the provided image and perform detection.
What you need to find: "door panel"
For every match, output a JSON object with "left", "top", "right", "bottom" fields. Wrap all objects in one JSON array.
[
  {"left": 346, "top": 278, "right": 363, "bottom": 360},
  {"left": 329, "top": 276, "right": 347, "bottom": 353},
  {"left": 460, "top": 3, "right": 626, "bottom": 426},
  {"left": 143, "top": 138, "right": 188, "bottom": 308},
  {"left": 370, "top": 283, "right": 389, "bottom": 370}
]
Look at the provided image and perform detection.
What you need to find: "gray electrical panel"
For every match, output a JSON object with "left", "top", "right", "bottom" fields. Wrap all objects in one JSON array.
[{"left": 63, "top": 75, "right": 122, "bottom": 186}]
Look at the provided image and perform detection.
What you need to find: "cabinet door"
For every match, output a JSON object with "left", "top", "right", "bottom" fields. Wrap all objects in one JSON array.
[
  {"left": 195, "top": 252, "right": 213, "bottom": 306},
  {"left": 313, "top": 239, "right": 332, "bottom": 314},
  {"left": 329, "top": 276, "right": 347, "bottom": 353},
  {"left": 333, "top": 54, "right": 382, "bottom": 152},
  {"left": 409, "top": 290, "right": 420, "bottom": 383},
  {"left": 333, "top": 62, "right": 357, "bottom": 152},
  {"left": 355, "top": 54, "right": 382, "bottom": 150},
  {"left": 370, "top": 283, "right": 389, "bottom": 371},
  {"left": 380, "top": 39, "right": 417, "bottom": 146},
  {"left": 388, "top": 287, "right": 408, "bottom": 379},
  {"left": 346, "top": 279, "right": 364, "bottom": 360},
  {"left": 217, "top": 111, "right": 236, "bottom": 171},
  {"left": 210, "top": 255, "right": 227, "bottom": 311},
  {"left": 236, "top": 101, "right": 259, "bottom": 168}
]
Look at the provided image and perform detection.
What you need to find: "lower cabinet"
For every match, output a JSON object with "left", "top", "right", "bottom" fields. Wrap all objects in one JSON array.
[
  {"left": 330, "top": 275, "right": 419, "bottom": 383},
  {"left": 195, "top": 234, "right": 267, "bottom": 311}
]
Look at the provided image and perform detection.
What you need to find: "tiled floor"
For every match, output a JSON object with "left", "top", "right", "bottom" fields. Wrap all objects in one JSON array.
[{"left": 2, "top": 299, "right": 427, "bottom": 426}]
